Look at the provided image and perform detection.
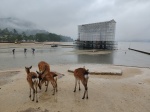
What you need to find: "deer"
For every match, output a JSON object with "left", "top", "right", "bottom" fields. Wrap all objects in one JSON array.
[
  {"left": 37, "top": 61, "right": 57, "bottom": 94},
  {"left": 73, "top": 67, "right": 89, "bottom": 99},
  {"left": 36, "top": 70, "right": 58, "bottom": 95},
  {"left": 25, "top": 66, "right": 38, "bottom": 102},
  {"left": 38, "top": 61, "right": 50, "bottom": 91}
]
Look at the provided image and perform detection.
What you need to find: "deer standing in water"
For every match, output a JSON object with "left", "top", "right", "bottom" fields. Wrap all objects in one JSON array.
[
  {"left": 25, "top": 66, "right": 38, "bottom": 102},
  {"left": 37, "top": 61, "right": 57, "bottom": 95},
  {"left": 73, "top": 67, "right": 89, "bottom": 99}
]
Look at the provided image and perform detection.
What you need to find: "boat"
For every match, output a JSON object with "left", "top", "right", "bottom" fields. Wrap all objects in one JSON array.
[{"left": 51, "top": 44, "right": 58, "bottom": 47}]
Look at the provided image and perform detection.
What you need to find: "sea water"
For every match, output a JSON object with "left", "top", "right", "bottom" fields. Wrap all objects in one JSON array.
[{"left": 0, "top": 42, "right": 150, "bottom": 70}]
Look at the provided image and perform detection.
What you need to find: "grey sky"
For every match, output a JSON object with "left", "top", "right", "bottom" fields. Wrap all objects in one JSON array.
[{"left": 0, "top": 0, "right": 150, "bottom": 40}]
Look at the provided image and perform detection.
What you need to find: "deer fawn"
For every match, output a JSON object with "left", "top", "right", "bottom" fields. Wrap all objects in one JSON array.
[
  {"left": 37, "top": 61, "right": 57, "bottom": 95},
  {"left": 25, "top": 66, "right": 38, "bottom": 102},
  {"left": 73, "top": 67, "right": 89, "bottom": 99}
]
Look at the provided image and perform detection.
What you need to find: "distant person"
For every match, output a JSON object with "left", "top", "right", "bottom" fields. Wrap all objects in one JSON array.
[
  {"left": 12, "top": 49, "right": 15, "bottom": 55},
  {"left": 24, "top": 48, "right": 27, "bottom": 54},
  {"left": 31, "top": 48, "right": 35, "bottom": 54}
]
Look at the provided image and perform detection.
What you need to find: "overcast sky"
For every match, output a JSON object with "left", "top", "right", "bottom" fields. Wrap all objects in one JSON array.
[{"left": 0, "top": 0, "right": 150, "bottom": 41}]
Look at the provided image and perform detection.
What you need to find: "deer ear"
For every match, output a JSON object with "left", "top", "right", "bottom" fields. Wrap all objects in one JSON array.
[
  {"left": 36, "top": 71, "right": 39, "bottom": 74},
  {"left": 86, "top": 69, "right": 89, "bottom": 72},
  {"left": 29, "top": 66, "right": 32, "bottom": 69},
  {"left": 25, "top": 67, "right": 27, "bottom": 69}
]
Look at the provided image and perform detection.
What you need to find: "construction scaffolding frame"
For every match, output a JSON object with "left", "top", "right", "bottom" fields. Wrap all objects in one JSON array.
[{"left": 76, "top": 19, "right": 117, "bottom": 49}]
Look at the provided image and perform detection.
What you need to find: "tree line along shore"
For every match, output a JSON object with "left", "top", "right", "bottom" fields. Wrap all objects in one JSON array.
[{"left": 0, "top": 28, "right": 73, "bottom": 43}]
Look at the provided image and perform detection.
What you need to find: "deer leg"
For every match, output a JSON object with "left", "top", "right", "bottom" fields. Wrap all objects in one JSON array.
[
  {"left": 45, "top": 81, "right": 47, "bottom": 86},
  {"left": 38, "top": 83, "right": 41, "bottom": 90},
  {"left": 86, "top": 87, "right": 88, "bottom": 99},
  {"left": 30, "top": 82, "right": 35, "bottom": 101},
  {"left": 38, "top": 79, "right": 41, "bottom": 90},
  {"left": 32, "top": 88, "right": 35, "bottom": 101},
  {"left": 45, "top": 81, "right": 49, "bottom": 92},
  {"left": 55, "top": 80, "right": 58, "bottom": 92},
  {"left": 51, "top": 81, "right": 56, "bottom": 95},
  {"left": 29, "top": 88, "right": 31, "bottom": 99},
  {"left": 82, "top": 90, "right": 86, "bottom": 99},
  {"left": 81, "top": 80, "right": 88, "bottom": 99},
  {"left": 55, "top": 77, "right": 57, "bottom": 83},
  {"left": 74, "top": 78, "right": 77, "bottom": 92},
  {"left": 86, "top": 79, "right": 88, "bottom": 99},
  {"left": 78, "top": 80, "right": 81, "bottom": 91},
  {"left": 54, "top": 82, "right": 56, "bottom": 95},
  {"left": 35, "top": 82, "right": 38, "bottom": 103},
  {"left": 82, "top": 86, "right": 87, "bottom": 99},
  {"left": 39, "top": 79, "right": 46, "bottom": 91}
]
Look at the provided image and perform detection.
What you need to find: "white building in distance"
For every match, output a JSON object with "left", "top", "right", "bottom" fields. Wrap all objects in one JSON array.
[{"left": 77, "top": 19, "right": 116, "bottom": 49}]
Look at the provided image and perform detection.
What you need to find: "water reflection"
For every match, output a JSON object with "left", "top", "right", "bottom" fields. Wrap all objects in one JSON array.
[
  {"left": 77, "top": 53, "right": 114, "bottom": 64},
  {"left": 13, "top": 53, "right": 15, "bottom": 59}
]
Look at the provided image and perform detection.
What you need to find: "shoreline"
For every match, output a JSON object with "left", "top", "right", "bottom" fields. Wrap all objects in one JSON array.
[
  {"left": 0, "top": 64, "right": 150, "bottom": 112},
  {"left": 0, "top": 63, "right": 149, "bottom": 71}
]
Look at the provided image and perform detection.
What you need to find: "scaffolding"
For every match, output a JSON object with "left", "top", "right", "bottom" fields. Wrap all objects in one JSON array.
[{"left": 77, "top": 19, "right": 117, "bottom": 49}]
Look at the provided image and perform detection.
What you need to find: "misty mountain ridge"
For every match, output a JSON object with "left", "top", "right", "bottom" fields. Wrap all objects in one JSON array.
[{"left": 0, "top": 17, "right": 49, "bottom": 35}]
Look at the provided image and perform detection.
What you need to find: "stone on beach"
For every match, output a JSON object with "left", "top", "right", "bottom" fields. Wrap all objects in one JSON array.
[{"left": 68, "top": 64, "right": 122, "bottom": 75}]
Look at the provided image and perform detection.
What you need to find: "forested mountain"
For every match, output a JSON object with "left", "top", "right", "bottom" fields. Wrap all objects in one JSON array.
[
  {"left": 0, "top": 28, "right": 73, "bottom": 42},
  {"left": 0, "top": 17, "right": 73, "bottom": 42}
]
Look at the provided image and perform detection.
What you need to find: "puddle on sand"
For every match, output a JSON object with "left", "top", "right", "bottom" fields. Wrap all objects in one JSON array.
[{"left": 0, "top": 71, "right": 20, "bottom": 86}]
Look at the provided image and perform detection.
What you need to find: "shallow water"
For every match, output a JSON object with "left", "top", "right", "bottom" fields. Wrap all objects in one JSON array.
[{"left": 0, "top": 42, "right": 150, "bottom": 70}]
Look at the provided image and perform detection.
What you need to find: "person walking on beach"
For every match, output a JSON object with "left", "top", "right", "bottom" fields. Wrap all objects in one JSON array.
[
  {"left": 31, "top": 48, "right": 35, "bottom": 54},
  {"left": 24, "top": 48, "right": 27, "bottom": 54},
  {"left": 12, "top": 49, "right": 15, "bottom": 55}
]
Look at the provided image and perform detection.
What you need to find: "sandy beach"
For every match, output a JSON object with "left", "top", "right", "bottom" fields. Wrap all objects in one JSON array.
[{"left": 0, "top": 64, "right": 150, "bottom": 112}]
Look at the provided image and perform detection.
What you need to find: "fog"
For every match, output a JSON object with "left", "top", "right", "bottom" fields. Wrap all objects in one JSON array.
[{"left": 0, "top": 0, "right": 150, "bottom": 41}]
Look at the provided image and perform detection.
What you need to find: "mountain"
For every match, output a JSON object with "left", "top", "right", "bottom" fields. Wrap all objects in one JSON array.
[{"left": 0, "top": 17, "right": 48, "bottom": 35}]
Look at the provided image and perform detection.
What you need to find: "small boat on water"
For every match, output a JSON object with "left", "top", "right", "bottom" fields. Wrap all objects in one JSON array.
[{"left": 51, "top": 44, "right": 58, "bottom": 47}]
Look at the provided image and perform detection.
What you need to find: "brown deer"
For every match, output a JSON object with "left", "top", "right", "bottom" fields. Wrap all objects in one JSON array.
[
  {"left": 73, "top": 67, "right": 89, "bottom": 99},
  {"left": 25, "top": 66, "right": 38, "bottom": 102},
  {"left": 38, "top": 61, "right": 50, "bottom": 91},
  {"left": 37, "top": 61, "right": 57, "bottom": 94},
  {"left": 36, "top": 71, "right": 58, "bottom": 95}
]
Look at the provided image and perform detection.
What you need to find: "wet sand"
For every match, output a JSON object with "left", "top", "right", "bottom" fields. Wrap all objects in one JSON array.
[
  {"left": 0, "top": 42, "right": 73, "bottom": 48},
  {"left": 0, "top": 64, "right": 150, "bottom": 112},
  {"left": 0, "top": 42, "right": 111, "bottom": 56},
  {"left": 0, "top": 43, "right": 44, "bottom": 49}
]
